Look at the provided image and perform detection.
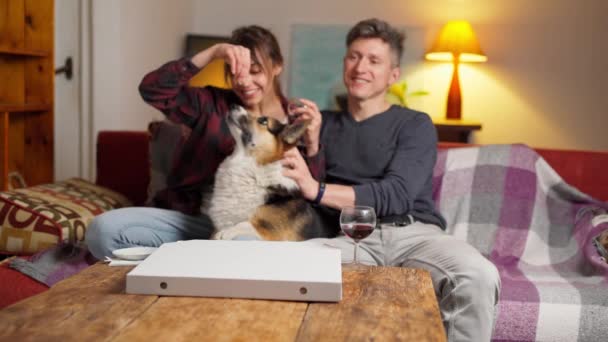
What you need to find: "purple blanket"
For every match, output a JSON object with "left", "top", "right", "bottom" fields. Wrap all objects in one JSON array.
[
  {"left": 9, "top": 243, "right": 96, "bottom": 286},
  {"left": 433, "top": 144, "right": 608, "bottom": 342}
]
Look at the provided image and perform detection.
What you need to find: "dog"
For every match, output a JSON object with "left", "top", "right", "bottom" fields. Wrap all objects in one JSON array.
[{"left": 201, "top": 105, "right": 336, "bottom": 241}]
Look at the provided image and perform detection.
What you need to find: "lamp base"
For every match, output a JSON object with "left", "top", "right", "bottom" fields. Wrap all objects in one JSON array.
[{"left": 446, "top": 60, "right": 461, "bottom": 120}]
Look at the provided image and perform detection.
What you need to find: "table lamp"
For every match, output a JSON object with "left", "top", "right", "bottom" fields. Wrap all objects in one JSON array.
[{"left": 425, "top": 21, "right": 487, "bottom": 120}]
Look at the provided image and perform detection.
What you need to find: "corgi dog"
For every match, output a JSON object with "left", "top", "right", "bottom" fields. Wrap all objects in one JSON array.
[{"left": 202, "top": 105, "right": 336, "bottom": 241}]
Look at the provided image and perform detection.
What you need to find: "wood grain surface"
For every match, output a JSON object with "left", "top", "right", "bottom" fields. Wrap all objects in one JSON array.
[
  {"left": 114, "top": 296, "right": 307, "bottom": 342},
  {"left": 0, "top": 264, "right": 158, "bottom": 341},
  {"left": 0, "top": 0, "right": 54, "bottom": 190},
  {"left": 1, "top": 264, "right": 445, "bottom": 341},
  {"left": 23, "top": 0, "right": 54, "bottom": 186},
  {"left": 297, "top": 266, "right": 446, "bottom": 341}
]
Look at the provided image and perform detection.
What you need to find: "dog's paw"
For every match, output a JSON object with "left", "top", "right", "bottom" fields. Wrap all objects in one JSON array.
[{"left": 213, "top": 222, "right": 262, "bottom": 241}]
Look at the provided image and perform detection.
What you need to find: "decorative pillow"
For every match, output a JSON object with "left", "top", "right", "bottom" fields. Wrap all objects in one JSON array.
[
  {"left": 146, "top": 120, "right": 191, "bottom": 205},
  {"left": 0, "top": 178, "right": 132, "bottom": 255}
]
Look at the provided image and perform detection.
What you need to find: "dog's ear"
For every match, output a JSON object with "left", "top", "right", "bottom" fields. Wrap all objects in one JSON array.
[{"left": 279, "top": 120, "right": 310, "bottom": 145}]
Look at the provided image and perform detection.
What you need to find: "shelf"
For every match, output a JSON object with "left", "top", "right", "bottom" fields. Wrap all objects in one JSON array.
[
  {"left": 0, "top": 46, "right": 48, "bottom": 57},
  {"left": 0, "top": 103, "right": 53, "bottom": 113}
]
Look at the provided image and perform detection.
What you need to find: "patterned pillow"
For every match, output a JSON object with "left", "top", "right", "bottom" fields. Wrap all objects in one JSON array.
[
  {"left": 146, "top": 120, "right": 191, "bottom": 205},
  {"left": 0, "top": 178, "right": 132, "bottom": 255}
]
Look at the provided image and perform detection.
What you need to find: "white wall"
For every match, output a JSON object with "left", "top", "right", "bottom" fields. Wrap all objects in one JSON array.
[
  {"left": 190, "top": 0, "right": 608, "bottom": 151},
  {"left": 91, "top": 0, "right": 195, "bottom": 136},
  {"left": 90, "top": 0, "right": 608, "bottom": 153}
]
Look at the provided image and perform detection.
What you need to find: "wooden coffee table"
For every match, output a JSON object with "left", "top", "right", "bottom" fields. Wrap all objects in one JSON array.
[{"left": 0, "top": 263, "right": 446, "bottom": 341}]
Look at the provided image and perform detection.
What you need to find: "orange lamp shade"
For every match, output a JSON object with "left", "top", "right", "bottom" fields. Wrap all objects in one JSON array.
[
  {"left": 426, "top": 21, "right": 487, "bottom": 63},
  {"left": 425, "top": 21, "right": 486, "bottom": 120}
]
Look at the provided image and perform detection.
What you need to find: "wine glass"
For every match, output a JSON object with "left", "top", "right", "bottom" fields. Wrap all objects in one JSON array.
[{"left": 340, "top": 206, "right": 376, "bottom": 265}]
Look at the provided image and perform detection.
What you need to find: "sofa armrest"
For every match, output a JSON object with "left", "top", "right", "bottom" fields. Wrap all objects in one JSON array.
[
  {"left": 437, "top": 142, "right": 608, "bottom": 201},
  {"left": 536, "top": 148, "right": 608, "bottom": 202},
  {"left": 96, "top": 131, "right": 150, "bottom": 206}
]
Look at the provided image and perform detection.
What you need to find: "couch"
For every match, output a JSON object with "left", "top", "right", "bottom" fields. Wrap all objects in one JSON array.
[{"left": 2, "top": 130, "right": 607, "bottom": 341}]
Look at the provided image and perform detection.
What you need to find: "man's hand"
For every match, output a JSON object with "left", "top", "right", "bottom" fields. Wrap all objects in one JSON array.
[
  {"left": 289, "top": 98, "right": 321, "bottom": 156},
  {"left": 281, "top": 147, "right": 319, "bottom": 201}
]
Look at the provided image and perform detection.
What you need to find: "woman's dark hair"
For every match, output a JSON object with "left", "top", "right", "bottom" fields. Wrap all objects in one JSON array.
[
  {"left": 346, "top": 18, "right": 405, "bottom": 66},
  {"left": 224, "top": 25, "right": 284, "bottom": 98}
]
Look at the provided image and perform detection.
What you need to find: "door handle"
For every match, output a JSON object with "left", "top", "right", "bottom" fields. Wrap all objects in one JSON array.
[{"left": 55, "top": 57, "right": 73, "bottom": 80}]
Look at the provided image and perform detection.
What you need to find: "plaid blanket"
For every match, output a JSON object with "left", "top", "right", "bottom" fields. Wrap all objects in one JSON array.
[{"left": 432, "top": 144, "right": 608, "bottom": 342}]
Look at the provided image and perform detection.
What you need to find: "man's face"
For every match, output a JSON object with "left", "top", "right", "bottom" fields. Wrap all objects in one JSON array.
[{"left": 343, "top": 38, "right": 400, "bottom": 102}]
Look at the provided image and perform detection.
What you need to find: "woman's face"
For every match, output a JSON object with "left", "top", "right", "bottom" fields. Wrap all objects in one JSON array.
[{"left": 231, "top": 50, "right": 282, "bottom": 109}]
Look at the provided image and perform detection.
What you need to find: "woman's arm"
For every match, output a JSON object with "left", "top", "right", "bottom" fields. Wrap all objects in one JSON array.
[
  {"left": 191, "top": 44, "right": 250, "bottom": 78},
  {"left": 138, "top": 44, "right": 251, "bottom": 128},
  {"left": 138, "top": 58, "right": 204, "bottom": 128}
]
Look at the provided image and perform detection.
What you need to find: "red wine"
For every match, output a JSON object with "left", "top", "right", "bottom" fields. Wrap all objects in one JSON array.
[{"left": 341, "top": 223, "right": 374, "bottom": 241}]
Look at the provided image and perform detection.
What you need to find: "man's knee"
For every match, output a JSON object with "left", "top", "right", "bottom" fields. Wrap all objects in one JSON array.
[{"left": 461, "top": 255, "right": 501, "bottom": 304}]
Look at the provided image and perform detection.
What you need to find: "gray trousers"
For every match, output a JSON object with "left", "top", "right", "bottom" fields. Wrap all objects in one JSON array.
[
  {"left": 308, "top": 222, "right": 501, "bottom": 342},
  {"left": 85, "top": 207, "right": 500, "bottom": 342}
]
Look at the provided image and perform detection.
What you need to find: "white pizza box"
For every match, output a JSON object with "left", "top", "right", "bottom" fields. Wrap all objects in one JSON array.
[{"left": 126, "top": 240, "right": 342, "bottom": 302}]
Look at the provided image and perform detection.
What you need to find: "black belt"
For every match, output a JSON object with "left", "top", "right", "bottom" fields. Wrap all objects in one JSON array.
[{"left": 379, "top": 214, "right": 415, "bottom": 227}]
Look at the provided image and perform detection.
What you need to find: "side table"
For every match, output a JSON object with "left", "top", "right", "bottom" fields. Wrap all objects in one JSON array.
[{"left": 433, "top": 118, "right": 482, "bottom": 143}]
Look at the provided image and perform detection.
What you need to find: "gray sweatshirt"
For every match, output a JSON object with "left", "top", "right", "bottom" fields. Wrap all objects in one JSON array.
[{"left": 319, "top": 105, "right": 446, "bottom": 229}]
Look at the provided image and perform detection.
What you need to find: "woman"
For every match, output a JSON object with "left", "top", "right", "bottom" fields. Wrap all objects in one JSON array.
[{"left": 85, "top": 25, "right": 321, "bottom": 259}]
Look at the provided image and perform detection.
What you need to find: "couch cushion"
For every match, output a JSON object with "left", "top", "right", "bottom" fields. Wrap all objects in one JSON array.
[
  {"left": 146, "top": 120, "right": 191, "bottom": 206},
  {"left": 96, "top": 131, "right": 151, "bottom": 206},
  {"left": 0, "top": 178, "right": 132, "bottom": 255}
]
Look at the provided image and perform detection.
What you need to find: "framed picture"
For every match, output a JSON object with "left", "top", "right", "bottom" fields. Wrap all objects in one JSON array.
[
  {"left": 185, "top": 34, "right": 230, "bottom": 88},
  {"left": 289, "top": 25, "right": 427, "bottom": 111}
]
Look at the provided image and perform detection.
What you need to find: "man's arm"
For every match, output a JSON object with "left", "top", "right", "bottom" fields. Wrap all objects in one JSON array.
[
  {"left": 286, "top": 112, "right": 437, "bottom": 215},
  {"left": 318, "top": 183, "right": 355, "bottom": 209},
  {"left": 283, "top": 148, "right": 354, "bottom": 210}
]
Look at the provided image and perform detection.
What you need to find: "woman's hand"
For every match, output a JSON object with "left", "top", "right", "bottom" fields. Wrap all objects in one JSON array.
[
  {"left": 281, "top": 147, "right": 319, "bottom": 201},
  {"left": 191, "top": 43, "right": 251, "bottom": 80},
  {"left": 289, "top": 98, "right": 321, "bottom": 156}
]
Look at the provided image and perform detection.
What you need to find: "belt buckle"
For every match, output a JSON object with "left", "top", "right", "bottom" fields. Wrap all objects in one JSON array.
[
  {"left": 394, "top": 214, "right": 414, "bottom": 227},
  {"left": 394, "top": 220, "right": 409, "bottom": 227}
]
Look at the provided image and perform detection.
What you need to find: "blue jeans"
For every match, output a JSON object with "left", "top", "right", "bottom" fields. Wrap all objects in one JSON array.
[{"left": 85, "top": 207, "right": 214, "bottom": 259}]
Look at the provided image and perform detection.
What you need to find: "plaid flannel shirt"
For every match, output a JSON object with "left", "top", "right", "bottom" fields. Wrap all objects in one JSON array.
[{"left": 139, "top": 58, "right": 324, "bottom": 215}]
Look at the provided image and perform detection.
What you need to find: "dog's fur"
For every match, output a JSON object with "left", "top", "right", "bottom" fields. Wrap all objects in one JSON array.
[
  {"left": 201, "top": 105, "right": 335, "bottom": 241},
  {"left": 599, "top": 230, "right": 608, "bottom": 255}
]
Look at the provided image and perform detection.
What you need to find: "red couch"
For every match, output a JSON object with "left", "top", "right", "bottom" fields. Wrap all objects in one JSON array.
[
  {"left": 95, "top": 132, "right": 608, "bottom": 204},
  {"left": 2, "top": 131, "right": 607, "bottom": 309}
]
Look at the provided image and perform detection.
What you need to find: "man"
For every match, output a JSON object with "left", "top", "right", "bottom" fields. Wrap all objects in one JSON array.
[{"left": 283, "top": 18, "right": 500, "bottom": 341}]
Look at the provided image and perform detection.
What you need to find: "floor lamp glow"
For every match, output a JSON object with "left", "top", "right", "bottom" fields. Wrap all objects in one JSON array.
[{"left": 425, "top": 21, "right": 487, "bottom": 120}]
